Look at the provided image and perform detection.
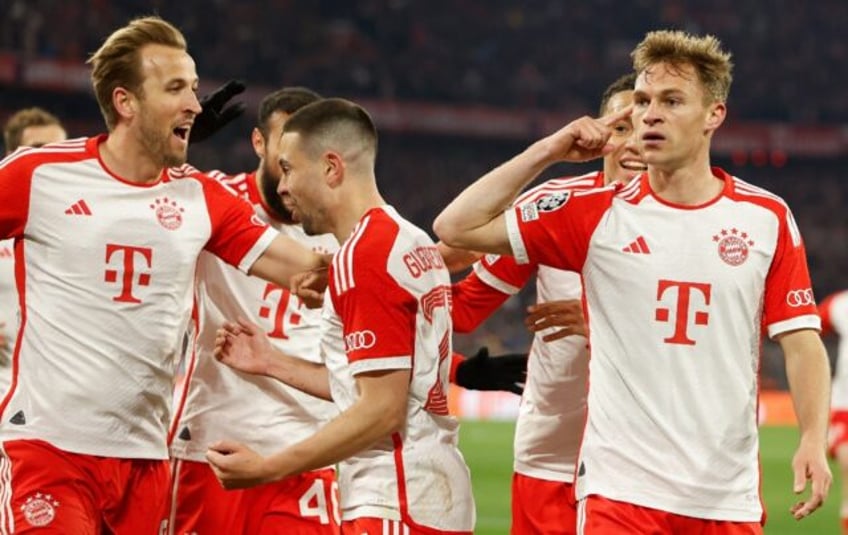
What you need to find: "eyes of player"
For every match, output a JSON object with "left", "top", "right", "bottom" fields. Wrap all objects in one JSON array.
[{"left": 612, "top": 122, "right": 633, "bottom": 137}]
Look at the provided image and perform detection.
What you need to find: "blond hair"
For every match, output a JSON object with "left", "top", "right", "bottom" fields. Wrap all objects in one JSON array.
[
  {"left": 87, "top": 16, "right": 187, "bottom": 130},
  {"left": 3, "top": 107, "right": 64, "bottom": 153},
  {"left": 631, "top": 30, "right": 733, "bottom": 103}
]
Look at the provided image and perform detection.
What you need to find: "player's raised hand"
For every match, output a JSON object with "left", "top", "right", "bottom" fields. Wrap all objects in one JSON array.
[
  {"left": 541, "top": 105, "right": 633, "bottom": 163},
  {"left": 789, "top": 439, "right": 832, "bottom": 520},
  {"left": 525, "top": 299, "right": 587, "bottom": 342},
  {"left": 214, "top": 318, "right": 273, "bottom": 376},
  {"left": 189, "top": 79, "right": 247, "bottom": 144},
  {"left": 206, "top": 440, "right": 272, "bottom": 489}
]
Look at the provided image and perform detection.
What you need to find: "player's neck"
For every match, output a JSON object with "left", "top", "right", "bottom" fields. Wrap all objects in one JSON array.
[
  {"left": 333, "top": 183, "right": 386, "bottom": 243},
  {"left": 648, "top": 158, "right": 721, "bottom": 206},
  {"left": 100, "top": 130, "right": 164, "bottom": 184}
]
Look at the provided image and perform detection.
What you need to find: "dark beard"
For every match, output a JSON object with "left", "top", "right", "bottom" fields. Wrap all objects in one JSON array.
[{"left": 259, "top": 165, "right": 295, "bottom": 224}]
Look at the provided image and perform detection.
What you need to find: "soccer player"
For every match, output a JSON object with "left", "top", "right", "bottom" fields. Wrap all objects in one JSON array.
[
  {"left": 209, "top": 98, "right": 475, "bottom": 534},
  {"left": 0, "top": 108, "right": 69, "bottom": 397},
  {"left": 0, "top": 17, "right": 325, "bottom": 534},
  {"left": 167, "top": 87, "right": 342, "bottom": 534},
  {"left": 434, "top": 30, "right": 831, "bottom": 532},
  {"left": 819, "top": 291, "right": 848, "bottom": 534},
  {"left": 3, "top": 107, "right": 67, "bottom": 154},
  {"left": 448, "top": 73, "right": 644, "bottom": 535}
]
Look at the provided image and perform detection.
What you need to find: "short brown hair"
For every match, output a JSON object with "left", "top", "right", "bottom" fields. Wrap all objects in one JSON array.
[
  {"left": 87, "top": 16, "right": 187, "bottom": 130},
  {"left": 599, "top": 73, "right": 637, "bottom": 115},
  {"left": 257, "top": 87, "right": 322, "bottom": 140},
  {"left": 3, "top": 107, "right": 63, "bottom": 153},
  {"left": 283, "top": 98, "right": 378, "bottom": 160},
  {"left": 631, "top": 30, "right": 733, "bottom": 103}
]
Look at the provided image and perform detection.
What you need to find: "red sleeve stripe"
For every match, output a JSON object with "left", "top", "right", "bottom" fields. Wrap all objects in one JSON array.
[
  {"left": 333, "top": 215, "right": 371, "bottom": 294},
  {"left": 514, "top": 173, "right": 600, "bottom": 205}
]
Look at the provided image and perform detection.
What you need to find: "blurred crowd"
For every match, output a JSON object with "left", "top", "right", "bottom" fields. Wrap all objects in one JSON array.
[{"left": 2, "top": 0, "right": 847, "bottom": 122}]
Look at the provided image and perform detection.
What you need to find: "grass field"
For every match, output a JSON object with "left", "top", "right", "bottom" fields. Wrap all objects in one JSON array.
[{"left": 459, "top": 421, "right": 839, "bottom": 534}]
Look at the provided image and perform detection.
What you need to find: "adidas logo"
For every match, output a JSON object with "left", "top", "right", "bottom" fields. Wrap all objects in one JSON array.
[
  {"left": 178, "top": 426, "right": 192, "bottom": 441},
  {"left": 64, "top": 200, "right": 92, "bottom": 215},
  {"left": 622, "top": 236, "right": 651, "bottom": 254}
]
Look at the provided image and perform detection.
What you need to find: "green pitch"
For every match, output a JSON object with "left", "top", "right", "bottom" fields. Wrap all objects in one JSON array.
[{"left": 459, "top": 421, "right": 839, "bottom": 534}]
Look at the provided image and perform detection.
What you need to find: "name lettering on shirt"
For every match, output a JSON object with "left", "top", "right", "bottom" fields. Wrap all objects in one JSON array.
[{"left": 403, "top": 246, "right": 445, "bottom": 278}]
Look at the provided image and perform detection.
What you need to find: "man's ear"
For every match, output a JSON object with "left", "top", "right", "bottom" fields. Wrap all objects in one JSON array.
[
  {"left": 325, "top": 151, "right": 345, "bottom": 188},
  {"left": 251, "top": 127, "right": 265, "bottom": 160},
  {"left": 113, "top": 87, "right": 137, "bottom": 121},
  {"left": 705, "top": 101, "right": 726, "bottom": 133}
]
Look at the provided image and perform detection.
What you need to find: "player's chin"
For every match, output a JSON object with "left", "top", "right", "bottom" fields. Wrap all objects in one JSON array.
[{"left": 163, "top": 148, "right": 188, "bottom": 168}]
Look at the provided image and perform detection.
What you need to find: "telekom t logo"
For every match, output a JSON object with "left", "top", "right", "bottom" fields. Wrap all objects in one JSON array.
[
  {"left": 104, "top": 244, "right": 153, "bottom": 303},
  {"left": 259, "top": 283, "right": 302, "bottom": 339},
  {"left": 655, "top": 279, "right": 712, "bottom": 345}
]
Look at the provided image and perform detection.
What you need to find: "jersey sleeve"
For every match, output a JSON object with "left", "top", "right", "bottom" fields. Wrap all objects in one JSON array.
[
  {"left": 763, "top": 206, "right": 821, "bottom": 338},
  {"left": 0, "top": 150, "right": 37, "bottom": 239},
  {"left": 199, "top": 175, "right": 278, "bottom": 273},
  {"left": 504, "top": 188, "right": 611, "bottom": 272},
  {"left": 450, "top": 270, "right": 512, "bottom": 333},
  {"left": 332, "top": 244, "right": 417, "bottom": 376}
]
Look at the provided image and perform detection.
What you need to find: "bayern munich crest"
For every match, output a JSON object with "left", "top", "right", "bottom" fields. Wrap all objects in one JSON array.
[
  {"left": 713, "top": 228, "right": 754, "bottom": 266},
  {"left": 21, "top": 493, "right": 60, "bottom": 527},
  {"left": 150, "top": 197, "right": 185, "bottom": 230}
]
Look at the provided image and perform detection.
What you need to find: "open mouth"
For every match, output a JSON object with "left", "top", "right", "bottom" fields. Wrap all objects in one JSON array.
[
  {"left": 173, "top": 126, "right": 190, "bottom": 142},
  {"left": 620, "top": 160, "right": 648, "bottom": 172},
  {"left": 641, "top": 132, "right": 665, "bottom": 143}
]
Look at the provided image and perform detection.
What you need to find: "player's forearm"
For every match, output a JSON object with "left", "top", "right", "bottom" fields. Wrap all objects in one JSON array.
[
  {"left": 437, "top": 241, "right": 483, "bottom": 274},
  {"left": 264, "top": 351, "right": 333, "bottom": 401},
  {"left": 433, "top": 140, "right": 553, "bottom": 250},
  {"left": 265, "top": 383, "right": 407, "bottom": 479},
  {"left": 784, "top": 334, "right": 831, "bottom": 445},
  {"left": 249, "top": 235, "right": 327, "bottom": 289}
]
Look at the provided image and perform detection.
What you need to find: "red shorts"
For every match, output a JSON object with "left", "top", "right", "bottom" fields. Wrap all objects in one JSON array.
[
  {"left": 511, "top": 472, "right": 576, "bottom": 534},
  {"left": 166, "top": 458, "right": 340, "bottom": 535},
  {"left": 0, "top": 439, "right": 169, "bottom": 534},
  {"left": 342, "top": 517, "right": 472, "bottom": 535},
  {"left": 578, "top": 495, "right": 762, "bottom": 535},
  {"left": 828, "top": 410, "right": 848, "bottom": 458}
]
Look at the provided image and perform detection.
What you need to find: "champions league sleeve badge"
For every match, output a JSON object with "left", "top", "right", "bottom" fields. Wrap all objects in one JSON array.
[{"left": 535, "top": 191, "right": 570, "bottom": 212}]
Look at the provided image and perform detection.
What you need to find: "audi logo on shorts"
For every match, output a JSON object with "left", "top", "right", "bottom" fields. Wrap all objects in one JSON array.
[
  {"left": 345, "top": 330, "right": 377, "bottom": 351},
  {"left": 786, "top": 288, "right": 814, "bottom": 308}
]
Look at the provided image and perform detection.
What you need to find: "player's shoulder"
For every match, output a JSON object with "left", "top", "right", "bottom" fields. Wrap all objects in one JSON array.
[
  {"left": 515, "top": 171, "right": 603, "bottom": 204},
  {"left": 167, "top": 166, "right": 251, "bottom": 195},
  {"left": 726, "top": 172, "right": 791, "bottom": 215},
  {"left": 334, "top": 206, "right": 432, "bottom": 280},
  {"left": 345, "top": 206, "right": 409, "bottom": 258},
  {"left": 0, "top": 136, "right": 92, "bottom": 170}
]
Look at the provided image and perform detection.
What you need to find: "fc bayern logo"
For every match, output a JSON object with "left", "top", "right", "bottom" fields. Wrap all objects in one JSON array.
[
  {"left": 713, "top": 228, "right": 754, "bottom": 266},
  {"left": 150, "top": 197, "right": 185, "bottom": 230},
  {"left": 22, "top": 493, "right": 60, "bottom": 527}
]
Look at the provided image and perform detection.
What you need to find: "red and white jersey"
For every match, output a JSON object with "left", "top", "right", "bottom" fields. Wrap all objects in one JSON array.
[
  {"left": 473, "top": 172, "right": 602, "bottom": 482},
  {"left": 507, "top": 168, "right": 819, "bottom": 522},
  {"left": 321, "top": 206, "right": 474, "bottom": 531},
  {"left": 820, "top": 291, "right": 848, "bottom": 409},
  {"left": 0, "top": 136, "right": 277, "bottom": 460},
  {"left": 170, "top": 171, "right": 339, "bottom": 461},
  {"left": 0, "top": 239, "right": 17, "bottom": 395}
]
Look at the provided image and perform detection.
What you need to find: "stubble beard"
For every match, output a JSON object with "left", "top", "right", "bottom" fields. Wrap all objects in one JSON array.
[
  {"left": 260, "top": 161, "right": 295, "bottom": 224},
  {"left": 140, "top": 118, "right": 186, "bottom": 168}
]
